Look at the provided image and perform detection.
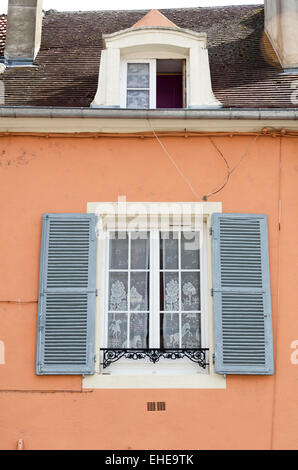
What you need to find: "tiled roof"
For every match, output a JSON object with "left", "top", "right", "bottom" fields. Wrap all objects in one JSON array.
[{"left": 0, "top": 5, "right": 297, "bottom": 108}]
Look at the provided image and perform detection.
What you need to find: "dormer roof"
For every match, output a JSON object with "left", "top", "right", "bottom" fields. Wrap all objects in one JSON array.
[{"left": 132, "top": 9, "right": 178, "bottom": 29}]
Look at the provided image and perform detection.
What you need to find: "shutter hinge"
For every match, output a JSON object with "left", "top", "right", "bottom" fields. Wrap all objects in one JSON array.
[
  {"left": 211, "top": 288, "right": 221, "bottom": 296},
  {"left": 212, "top": 353, "right": 215, "bottom": 364},
  {"left": 209, "top": 227, "right": 213, "bottom": 236},
  {"left": 94, "top": 354, "right": 97, "bottom": 362},
  {"left": 39, "top": 294, "right": 44, "bottom": 324},
  {"left": 88, "top": 289, "right": 98, "bottom": 295}
]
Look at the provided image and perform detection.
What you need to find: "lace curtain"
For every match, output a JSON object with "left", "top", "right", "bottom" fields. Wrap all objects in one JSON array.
[
  {"left": 107, "top": 231, "right": 201, "bottom": 349},
  {"left": 126, "top": 63, "right": 150, "bottom": 109}
]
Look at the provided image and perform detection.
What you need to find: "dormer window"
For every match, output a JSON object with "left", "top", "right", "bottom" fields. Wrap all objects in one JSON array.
[
  {"left": 122, "top": 59, "right": 185, "bottom": 109},
  {"left": 92, "top": 10, "right": 220, "bottom": 109}
]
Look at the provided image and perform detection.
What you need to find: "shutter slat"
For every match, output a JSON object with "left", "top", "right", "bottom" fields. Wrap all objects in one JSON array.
[
  {"left": 36, "top": 213, "right": 97, "bottom": 375},
  {"left": 212, "top": 213, "right": 274, "bottom": 375}
]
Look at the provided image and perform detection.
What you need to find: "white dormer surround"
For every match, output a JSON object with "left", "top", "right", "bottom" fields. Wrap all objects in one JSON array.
[{"left": 91, "top": 25, "right": 221, "bottom": 109}]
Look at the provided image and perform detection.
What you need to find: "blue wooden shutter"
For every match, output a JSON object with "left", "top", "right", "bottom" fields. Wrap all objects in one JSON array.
[
  {"left": 36, "top": 214, "right": 97, "bottom": 375},
  {"left": 211, "top": 213, "right": 274, "bottom": 375}
]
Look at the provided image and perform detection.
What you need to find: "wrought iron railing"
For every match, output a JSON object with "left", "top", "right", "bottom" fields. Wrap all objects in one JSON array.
[{"left": 100, "top": 348, "right": 209, "bottom": 369}]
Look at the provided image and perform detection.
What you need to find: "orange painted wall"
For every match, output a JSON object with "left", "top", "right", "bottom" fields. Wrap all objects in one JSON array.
[{"left": 0, "top": 134, "right": 297, "bottom": 450}]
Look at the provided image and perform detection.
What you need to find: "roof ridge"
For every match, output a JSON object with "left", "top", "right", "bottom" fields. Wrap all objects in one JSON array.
[{"left": 43, "top": 5, "right": 264, "bottom": 15}]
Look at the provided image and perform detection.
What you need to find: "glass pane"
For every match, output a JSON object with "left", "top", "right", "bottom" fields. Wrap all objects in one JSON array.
[
  {"left": 129, "top": 313, "right": 149, "bottom": 348},
  {"left": 160, "top": 232, "right": 178, "bottom": 270},
  {"left": 161, "top": 313, "right": 179, "bottom": 348},
  {"left": 109, "top": 232, "right": 128, "bottom": 269},
  {"left": 109, "top": 273, "right": 128, "bottom": 311},
  {"left": 181, "top": 231, "right": 200, "bottom": 270},
  {"left": 160, "top": 272, "right": 179, "bottom": 311},
  {"left": 108, "top": 313, "right": 128, "bottom": 347},
  {"left": 181, "top": 272, "right": 200, "bottom": 311},
  {"left": 181, "top": 313, "right": 201, "bottom": 348},
  {"left": 127, "top": 63, "right": 150, "bottom": 88},
  {"left": 130, "top": 272, "right": 149, "bottom": 311},
  {"left": 131, "top": 232, "right": 150, "bottom": 269},
  {"left": 127, "top": 90, "right": 149, "bottom": 109}
]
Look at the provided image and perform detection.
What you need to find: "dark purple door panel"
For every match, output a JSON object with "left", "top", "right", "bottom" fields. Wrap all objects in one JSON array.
[{"left": 156, "top": 75, "right": 183, "bottom": 108}]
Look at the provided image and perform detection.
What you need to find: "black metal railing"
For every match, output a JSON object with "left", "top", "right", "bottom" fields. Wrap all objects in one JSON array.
[{"left": 100, "top": 348, "right": 209, "bottom": 369}]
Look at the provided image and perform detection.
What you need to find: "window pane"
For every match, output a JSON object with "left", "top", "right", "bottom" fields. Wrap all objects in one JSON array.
[
  {"left": 127, "top": 63, "right": 149, "bottom": 88},
  {"left": 161, "top": 313, "right": 179, "bottom": 348},
  {"left": 160, "top": 272, "right": 179, "bottom": 311},
  {"left": 181, "top": 231, "right": 200, "bottom": 270},
  {"left": 107, "top": 229, "right": 204, "bottom": 355},
  {"left": 108, "top": 313, "right": 128, "bottom": 347},
  {"left": 131, "top": 232, "right": 150, "bottom": 269},
  {"left": 130, "top": 313, "right": 149, "bottom": 347},
  {"left": 160, "top": 232, "right": 178, "bottom": 269},
  {"left": 181, "top": 313, "right": 201, "bottom": 348},
  {"left": 181, "top": 272, "right": 200, "bottom": 311},
  {"left": 109, "top": 272, "right": 128, "bottom": 311},
  {"left": 127, "top": 90, "right": 150, "bottom": 109},
  {"left": 130, "top": 272, "right": 149, "bottom": 311},
  {"left": 109, "top": 232, "right": 128, "bottom": 269}
]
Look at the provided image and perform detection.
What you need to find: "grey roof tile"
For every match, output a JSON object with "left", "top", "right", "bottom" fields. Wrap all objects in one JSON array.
[{"left": 1, "top": 6, "right": 297, "bottom": 108}]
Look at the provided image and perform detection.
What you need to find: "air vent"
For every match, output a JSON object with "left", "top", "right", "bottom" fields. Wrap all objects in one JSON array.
[{"left": 147, "top": 402, "right": 166, "bottom": 412}]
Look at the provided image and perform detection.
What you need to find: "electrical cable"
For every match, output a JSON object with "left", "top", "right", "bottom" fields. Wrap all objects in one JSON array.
[
  {"left": 149, "top": 119, "right": 260, "bottom": 201},
  {"left": 148, "top": 119, "right": 201, "bottom": 200},
  {"left": 203, "top": 134, "right": 260, "bottom": 199}
]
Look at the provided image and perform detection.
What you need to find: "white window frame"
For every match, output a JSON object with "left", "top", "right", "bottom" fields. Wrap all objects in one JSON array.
[
  {"left": 120, "top": 59, "right": 156, "bottom": 109},
  {"left": 100, "top": 226, "right": 208, "bottom": 375},
  {"left": 83, "top": 201, "right": 225, "bottom": 389}
]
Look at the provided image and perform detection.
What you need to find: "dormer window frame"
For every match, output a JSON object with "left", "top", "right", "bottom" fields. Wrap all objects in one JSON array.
[{"left": 120, "top": 59, "right": 157, "bottom": 109}]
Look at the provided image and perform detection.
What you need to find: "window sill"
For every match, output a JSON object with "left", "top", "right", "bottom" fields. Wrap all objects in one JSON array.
[{"left": 82, "top": 372, "right": 226, "bottom": 389}]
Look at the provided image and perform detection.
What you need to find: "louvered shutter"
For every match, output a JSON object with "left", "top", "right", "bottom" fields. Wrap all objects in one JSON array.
[
  {"left": 211, "top": 213, "right": 274, "bottom": 375},
  {"left": 36, "top": 214, "right": 97, "bottom": 375}
]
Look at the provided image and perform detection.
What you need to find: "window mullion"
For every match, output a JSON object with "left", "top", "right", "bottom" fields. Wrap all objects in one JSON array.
[
  {"left": 150, "top": 229, "right": 159, "bottom": 348},
  {"left": 178, "top": 231, "right": 182, "bottom": 349},
  {"left": 150, "top": 59, "right": 156, "bottom": 109},
  {"left": 104, "top": 232, "right": 109, "bottom": 349},
  {"left": 127, "top": 232, "right": 131, "bottom": 348},
  {"left": 156, "top": 229, "right": 160, "bottom": 348},
  {"left": 200, "top": 226, "right": 207, "bottom": 349}
]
